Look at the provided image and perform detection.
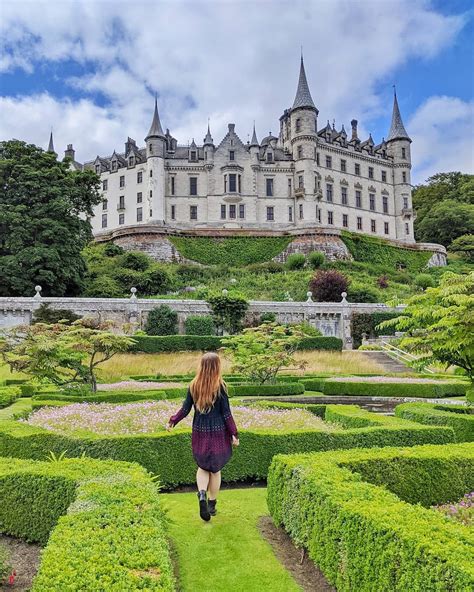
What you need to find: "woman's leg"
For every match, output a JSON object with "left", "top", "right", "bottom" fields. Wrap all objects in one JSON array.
[
  {"left": 208, "top": 471, "right": 221, "bottom": 500},
  {"left": 196, "top": 468, "right": 210, "bottom": 492}
]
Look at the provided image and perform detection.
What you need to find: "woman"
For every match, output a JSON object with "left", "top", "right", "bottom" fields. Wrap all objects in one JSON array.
[{"left": 167, "top": 352, "right": 239, "bottom": 521}]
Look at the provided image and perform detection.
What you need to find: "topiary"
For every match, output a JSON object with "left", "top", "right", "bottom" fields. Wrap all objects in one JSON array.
[
  {"left": 309, "top": 270, "right": 350, "bottom": 302},
  {"left": 120, "top": 251, "right": 150, "bottom": 271},
  {"left": 185, "top": 315, "right": 215, "bottom": 335},
  {"left": 415, "top": 273, "right": 436, "bottom": 289},
  {"left": 144, "top": 305, "right": 178, "bottom": 335},
  {"left": 307, "top": 251, "right": 325, "bottom": 269},
  {"left": 285, "top": 253, "right": 306, "bottom": 270},
  {"left": 103, "top": 243, "right": 124, "bottom": 257}
]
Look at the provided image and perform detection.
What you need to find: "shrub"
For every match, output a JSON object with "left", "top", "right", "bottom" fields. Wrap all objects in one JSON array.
[
  {"left": 347, "top": 284, "right": 380, "bottom": 303},
  {"left": 377, "top": 275, "right": 389, "bottom": 289},
  {"left": 307, "top": 251, "right": 325, "bottom": 269},
  {"left": 184, "top": 315, "right": 215, "bottom": 336},
  {"left": 285, "top": 253, "right": 306, "bottom": 270},
  {"left": 415, "top": 273, "right": 436, "bottom": 289},
  {"left": 268, "top": 443, "right": 474, "bottom": 592},
  {"left": 228, "top": 382, "right": 304, "bottom": 397},
  {"left": 131, "top": 334, "right": 222, "bottom": 353},
  {"left": 207, "top": 292, "right": 249, "bottom": 334},
  {"left": 0, "top": 387, "right": 20, "bottom": 408},
  {"left": 351, "top": 311, "right": 399, "bottom": 348},
  {"left": 103, "top": 243, "right": 124, "bottom": 257},
  {"left": 294, "top": 320, "right": 322, "bottom": 337},
  {"left": 395, "top": 402, "right": 474, "bottom": 442},
  {"left": 450, "top": 234, "right": 474, "bottom": 262},
  {"left": 175, "top": 264, "right": 205, "bottom": 283},
  {"left": 144, "top": 305, "right": 178, "bottom": 336},
  {"left": 137, "top": 267, "right": 173, "bottom": 295},
  {"left": 119, "top": 251, "right": 150, "bottom": 271},
  {"left": 260, "top": 312, "right": 277, "bottom": 324},
  {"left": 32, "top": 303, "right": 81, "bottom": 325},
  {"left": 113, "top": 268, "right": 142, "bottom": 291},
  {"left": 0, "top": 457, "right": 175, "bottom": 590},
  {"left": 246, "top": 261, "right": 285, "bottom": 274},
  {"left": 309, "top": 270, "right": 349, "bottom": 302},
  {"left": 297, "top": 337, "right": 342, "bottom": 350},
  {"left": 84, "top": 275, "right": 123, "bottom": 298},
  {"left": 32, "top": 388, "right": 185, "bottom": 406}
]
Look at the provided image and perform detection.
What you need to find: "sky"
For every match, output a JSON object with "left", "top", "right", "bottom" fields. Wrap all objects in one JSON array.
[{"left": 0, "top": 0, "right": 473, "bottom": 184}]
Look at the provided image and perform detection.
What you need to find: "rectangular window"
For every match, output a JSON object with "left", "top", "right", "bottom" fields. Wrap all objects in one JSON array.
[
  {"left": 402, "top": 171, "right": 407, "bottom": 183},
  {"left": 297, "top": 145, "right": 303, "bottom": 158},
  {"left": 111, "top": 161, "right": 117, "bottom": 172},
  {"left": 384, "top": 222, "right": 389, "bottom": 235},
  {"left": 368, "top": 166, "right": 374, "bottom": 179},
  {"left": 239, "top": 204, "right": 245, "bottom": 219},
  {"left": 221, "top": 204, "right": 226, "bottom": 219},
  {"left": 371, "top": 219, "right": 376, "bottom": 233},
  {"left": 190, "top": 151, "right": 197, "bottom": 162},
  {"left": 357, "top": 216, "right": 362, "bottom": 230},
  {"left": 325, "top": 155, "right": 332, "bottom": 168},
  {"left": 288, "top": 206, "right": 293, "bottom": 222},
  {"left": 120, "top": 175, "right": 125, "bottom": 188},
  {"left": 266, "top": 206, "right": 274, "bottom": 221},
  {"left": 137, "top": 171, "right": 143, "bottom": 183},
  {"left": 355, "top": 190, "right": 361, "bottom": 208},
  {"left": 266, "top": 152, "right": 273, "bottom": 162},
  {"left": 316, "top": 152, "right": 320, "bottom": 165},
  {"left": 405, "top": 222, "right": 409, "bottom": 235},
  {"left": 266, "top": 178, "right": 274, "bottom": 197},
  {"left": 341, "top": 186, "right": 348, "bottom": 205},
  {"left": 299, "top": 203, "right": 304, "bottom": 219},
  {"left": 383, "top": 196, "right": 388, "bottom": 213},
  {"left": 190, "top": 177, "right": 197, "bottom": 195},
  {"left": 137, "top": 207, "right": 143, "bottom": 222},
  {"left": 317, "top": 208, "right": 321, "bottom": 223},
  {"left": 355, "top": 163, "right": 360, "bottom": 175},
  {"left": 96, "top": 164, "right": 101, "bottom": 174},
  {"left": 119, "top": 213, "right": 125, "bottom": 225},
  {"left": 229, "top": 150, "right": 235, "bottom": 161},
  {"left": 342, "top": 214, "right": 348, "bottom": 228},
  {"left": 229, "top": 204, "right": 236, "bottom": 219},
  {"left": 341, "top": 159, "right": 346, "bottom": 172},
  {"left": 328, "top": 211, "right": 333, "bottom": 225},
  {"left": 229, "top": 174, "right": 236, "bottom": 192},
  {"left": 102, "top": 179, "right": 108, "bottom": 191},
  {"left": 326, "top": 184, "right": 333, "bottom": 202},
  {"left": 403, "top": 197, "right": 409, "bottom": 209},
  {"left": 101, "top": 214, "right": 107, "bottom": 228},
  {"left": 288, "top": 178, "right": 292, "bottom": 196},
  {"left": 119, "top": 195, "right": 125, "bottom": 209},
  {"left": 149, "top": 190, "right": 152, "bottom": 198},
  {"left": 171, "top": 205, "right": 176, "bottom": 220},
  {"left": 298, "top": 175, "right": 304, "bottom": 189},
  {"left": 150, "top": 170, "right": 153, "bottom": 177},
  {"left": 381, "top": 170, "right": 387, "bottom": 182},
  {"left": 171, "top": 176, "right": 175, "bottom": 195},
  {"left": 137, "top": 192, "right": 142, "bottom": 203},
  {"left": 190, "top": 205, "right": 197, "bottom": 220},
  {"left": 369, "top": 193, "right": 375, "bottom": 211},
  {"left": 150, "top": 209, "right": 153, "bottom": 217},
  {"left": 402, "top": 147, "right": 406, "bottom": 159},
  {"left": 238, "top": 175, "right": 241, "bottom": 193},
  {"left": 102, "top": 199, "right": 107, "bottom": 211}
]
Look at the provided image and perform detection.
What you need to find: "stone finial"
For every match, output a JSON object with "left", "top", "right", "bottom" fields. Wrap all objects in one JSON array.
[
  {"left": 306, "top": 291, "right": 313, "bottom": 302},
  {"left": 130, "top": 287, "right": 137, "bottom": 300},
  {"left": 222, "top": 289, "right": 228, "bottom": 296},
  {"left": 33, "top": 285, "right": 42, "bottom": 299},
  {"left": 230, "top": 278, "right": 237, "bottom": 285},
  {"left": 341, "top": 291, "right": 348, "bottom": 303}
]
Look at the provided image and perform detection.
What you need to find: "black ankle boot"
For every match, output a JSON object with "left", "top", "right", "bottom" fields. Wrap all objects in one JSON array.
[
  {"left": 197, "top": 490, "right": 210, "bottom": 521},
  {"left": 208, "top": 499, "right": 217, "bottom": 516}
]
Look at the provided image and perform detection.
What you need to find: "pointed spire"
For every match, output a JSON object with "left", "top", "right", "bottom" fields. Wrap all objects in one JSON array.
[
  {"left": 203, "top": 120, "right": 214, "bottom": 145},
  {"left": 190, "top": 138, "right": 197, "bottom": 148},
  {"left": 250, "top": 122, "right": 259, "bottom": 146},
  {"left": 387, "top": 89, "right": 411, "bottom": 142},
  {"left": 146, "top": 95, "right": 164, "bottom": 139},
  {"left": 47, "top": 130, "right": 55, "bottom": 153},
  {"left": 292, "top": 55, "right": 316, "bottom": 111}
]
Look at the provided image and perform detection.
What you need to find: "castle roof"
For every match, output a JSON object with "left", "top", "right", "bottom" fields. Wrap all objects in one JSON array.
[
  {"left": 292, "top": 56, "right": 317, "bottom": 112},
  {"left": 47, "top": 131, "right": 55, "bottom": 153},
  {"left": 203, "top": 123, "right": 214, "bottom": 145},
  {"left": 387, "top": 91, "right": 411, "bottom": 142},
  {"left": 250, "top": 123, "right": 259, "bottom": 147},
  {"left": 146, "top": 96, "right": 165, "bottom": 139}
]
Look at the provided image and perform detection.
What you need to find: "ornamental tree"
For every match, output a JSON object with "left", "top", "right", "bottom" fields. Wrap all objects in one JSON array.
[
  {"left": 222, "top": 322, "right": 307, "bottom": 384},
  {"left": 207, "top": 292, "right": 249, "bottom": 334}
]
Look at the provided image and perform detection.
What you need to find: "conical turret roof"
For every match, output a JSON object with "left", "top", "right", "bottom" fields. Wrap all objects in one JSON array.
[
  {"left": 146, "top": 96, "right": 164, "bottom": 139},
  {"left": 292, "top": 56, "right": 316, "bottom": 111},
  {"left": 203, "top": 122, "right": 214, "bottom": 145},
  {"left": 250, "top": 123, "right": 259, "bottom": 146},
  {"left": 387, "top": 91, "right": 411, "bottom": 142},
  {"left": 47, "top": 131, "right": 55, "bottom": 153}
]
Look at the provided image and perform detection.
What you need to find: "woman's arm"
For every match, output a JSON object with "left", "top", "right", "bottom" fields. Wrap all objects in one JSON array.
[
  {"left": 221, "top": 389, "right": 238, "bottom": 439},
  {"left": 168, "top": 389, "right": 193, "bottom": 427}
]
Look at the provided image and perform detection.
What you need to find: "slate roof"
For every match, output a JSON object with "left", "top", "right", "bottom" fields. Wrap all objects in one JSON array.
[
  {"left": 387, "top": 92, "right": 411, "bottom": 142},
  {"left": 292, "top": 56, "right": 317, "bottom": 111},
  {"left": 146, "top": 97, "right": 165, "bottom": 138}
]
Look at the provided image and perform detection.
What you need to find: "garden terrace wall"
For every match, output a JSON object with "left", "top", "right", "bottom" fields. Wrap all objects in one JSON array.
[
  {"left": 0, "top": 457, "right": 175, "bottom": 591},
  {"left": 267, "top": 443, "right": 474, "bottom": 592},
  {"left": 0, "top": 405, "right": 454, "bottom": 488},
  {"left": 396, "top": 402, "right": 474, "bottom": 442}
]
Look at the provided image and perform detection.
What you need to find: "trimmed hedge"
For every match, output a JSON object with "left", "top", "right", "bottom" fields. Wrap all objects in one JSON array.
[
  {"left": 228, "top": 382, "right": 305, "bottom": 397},
  {"left": 32, "top": 388, "right": 186, "bottom": 405},
  {"left": 296, "top": 337, "right": 342, "bottom": 351},
  {"left": 0, "top": 457, "right": 174, "bottom": 590},
  {"left": 268, "top": 443, "right": 474, "bottom": 592},
  {"left": 396, "top": 402, "right": 474, "bottom": 442},
  {"left": 0, "top": 387, "right": 20, "bottom": 409},
  {"left": 0, "top": 405, "right": 454, "bottom": 488}
]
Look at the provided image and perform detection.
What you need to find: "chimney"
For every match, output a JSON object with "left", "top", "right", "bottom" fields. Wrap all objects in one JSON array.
[
  {"left": 351, "top": 119, "right": 358, "bottom": 141},
  {"left": 228, "top": 123, "right": 235, "bottom": 133},
  {"left": 64, "top": 144, "right": 75, "bottom": 160}
]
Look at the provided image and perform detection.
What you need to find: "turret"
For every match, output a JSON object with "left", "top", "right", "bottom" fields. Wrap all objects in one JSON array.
[
  {"left": 64, "top": 144, "right": 75, "bottom": 160},
  {"left": 145, "top": 96, "right": 166, "bottom": 158},
  {"left": 47, "top": 131, "right": 57, "bottom": 157},
  {"left": 203, "top": 122, "right": 214, "bottom": 164},
  {"left": 144, "top": 97, "right": 166, "bottom": 224},
  {"left": 249, "top": 123, "right": 260, "bottom": 162}
]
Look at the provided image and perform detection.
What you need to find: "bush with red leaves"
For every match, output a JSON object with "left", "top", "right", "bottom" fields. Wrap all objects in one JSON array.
[{"left": 309, "top": 270, "right": 350, "bottom": 302}]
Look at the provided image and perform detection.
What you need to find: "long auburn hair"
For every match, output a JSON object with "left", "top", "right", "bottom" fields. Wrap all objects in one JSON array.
[{"left": 190, "top": 352, "right": 225, "bottom": 413}]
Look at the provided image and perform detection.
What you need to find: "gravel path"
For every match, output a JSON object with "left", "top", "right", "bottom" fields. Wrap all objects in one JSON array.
[{"left": 0, "top": 535, "right": 41, "bottom": 591}]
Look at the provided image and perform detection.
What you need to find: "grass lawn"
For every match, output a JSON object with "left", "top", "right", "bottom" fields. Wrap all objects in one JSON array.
[
  {"left": 163, "top": 488, "right": 300, "bottom": 592},
  {"left": 0, "top": 398, "right": 32, "bottom": 420}
]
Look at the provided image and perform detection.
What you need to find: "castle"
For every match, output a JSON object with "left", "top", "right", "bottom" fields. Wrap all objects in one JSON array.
[{"left": 55, "top": 57, "right": 417, "bottom": 247}]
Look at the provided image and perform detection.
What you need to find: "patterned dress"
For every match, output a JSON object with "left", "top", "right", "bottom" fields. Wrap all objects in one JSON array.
[{"left": 169, "top": 385, "right": 238, "bottom": 473}]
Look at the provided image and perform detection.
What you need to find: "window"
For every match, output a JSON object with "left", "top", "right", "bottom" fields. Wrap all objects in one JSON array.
[
  {"left": 101, "top": 214, "right": 107, "bottom": 228},
  {"left": 326, "top": 184, "right": 333, "bottom": 202},
  {"left": 229, "top": 150, "right": 235, "bottom": 161},
  {"left": 149, "top": 190, "right": 152, "bottom": 198},
  {"left": 190, "top": 151, "right": 197, "bottom": 162},
  {"left": 120, "top": 175, "right": 125, "bottom": 188},
  {"left": 239, "top": 204, "right": 245, "bottom": 219},
  {"left": 238, "top": 175, "right": 241, "bottom": 193},
  {"left": 299, "top": 204, "right": 304, "bottom": 219},
  {"left": 150, "top": 169, "right": 153, "bottom": 177},
  {"left": 316, "top": 152, "right": 320, "bottom": 165},
  {"left": 355, "top": 163, "right": 360, "bottom": 175},
  {"left": 119, "top": 213, "right": 125, "bottom": 225},
  {"left": 171, "top": 205, "right": 176, "bottom": 220},
  {"left": 137, "top": 192, "right": 142, "bottom": 203},
  {"left": 384, "top": 222, "right": 389, "bottom": 235},
  {"left": 190, "top": 177, "right": 197, "bottom": 195},
  {"left": 190, "top": 205, "right": 198, "bottom": 220},
  {"left": 342, "top": 214, "right": 348, "bottom": 228},
  {"left": 288, "top": 178, "right": 292, "bottom": 196},
  {"left": 369, "top": 193, "right": 375, "bottom": 211},
  {"left": 371, "top": 219, "right": 376, "bottom": 233},
  {"left": 229, "top": 204, "right": 236, "bottom": 219},
  {"left": 150, "top": 209, "right": 153, "bottom": 217},
  {"left": 102, "top": 199, "right": 107, "bottom": 211},
  {"left": 119, "top": 195, "right": 125, "bottom": 209},
  {"left": 383, "top": 196, "right": 388, "bottom": 213},
  {"left": 402, "top": 171, "right": 407, "bottom": 183},
  {"left": 288, "top": 206, "right": 293, "bottom": 222},
  {"left": 355, "top": 190, "right": 362, "bottom": 208},
  {"left": 328, "top": 211, "right": 333, "bottom": 225},
  {"left": 295, "top": 118, "right": 301, "bottom": 132},
  {"left": 317, "top": 208, "right": 321, "bottom": 223},
  {"left": 298, "top": 175, "right": 304, "bottom": 189},
  {"left": 102, "top": 179, "right": 108, "bottom": 191},
  {"left": 405, "top": 222, "right": 409, "bottom": 235},
  {"left": 341, "top": 159, "right": 346, "bottom": 172},
  {"left": 221, "top": 204, "right": 226, "bottom": 219},
  {"left": 297, "top": 145, "right": 303, "bottom": 158},
  {"left": 357, "top": 216, "right": 362, "bottom": 230},
  {"left": 266, "top": 152, "right": 273, "bottom": 162},
  {"left": 171, "top": 177, "right": 175, "bottom": 195},
  {"left": 229, "top": 174, "right": 236, "bottom": 192},
  {"left": 401, "top": 147, "right": 406, "bottom": 159},
  {"left": 341, "top": 186, "right": 348, "bottom": 205},
  {"left": 403, "top": 197, "right": 408, "bottom": 209},
  {"left": 266, "top": 206, "right": 274, "bottom": 221},
  {"left": 137, "top": 171, "right": 143, "bottom": 183},
  {"left": 111, "top": 161, "right": 117, "bottom": 172},
  {"left": 266, "top": 178, "right": 274, "bottom": 197},
  {"left": 95, "top": 164, "right": 101, "bottom": 174},
  {"left": 368, "top": 166, "right": 374, "bottom": 179},
  {"left": 325, "top": 155, "right": 332, "bottom": 168},
  {"left": 129, "top": 156, "right": 134, "bottom": 167},
  {"left": 381, "top": 170, "right": 387, "bottom": 182},
  {"left": 137, "top": 207, "right": 143, "bottom": 222}
]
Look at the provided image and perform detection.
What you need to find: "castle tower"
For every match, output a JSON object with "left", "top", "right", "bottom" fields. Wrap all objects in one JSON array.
[
  {"left": 249, "top": 122, "right": 260, "bottom": 163},
  {"left": 386, "top": 90, "right": 414, "bottom": 242},
  {"left": 47, "top": 131, "right": 57, "bottom": 157},
  {"left": 144, "top": 97, "right": 166, "bottom": 224},
  {"left": 203, "top": 122, "right": 214, "bottom": 163}
]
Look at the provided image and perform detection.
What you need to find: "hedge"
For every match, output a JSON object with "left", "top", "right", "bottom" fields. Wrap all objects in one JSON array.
[
  {"left": 296, "top": 336, "right": 343, "bottom": 351},
  {"left": 268, "top": 442, "right": 474, "bottom": 592},
  {"left": 32, "top": 388, "right": 186, "bottom": 405},
  {"left": 0, "top": 457, "right": 175, "bottom": 591},
  {"left": 0, "top": 387, "right": 20, "bottom": 409},
  {"left": 228, "top": 382, "right": 305, "bottom": 397},
  {"left": 0, "top": 405, "right": 454, "bottom": 488},
  {"left": 351, "top": 311, "right": 399, "bottom": 349},
  {"left": 395, "top": 402, "right": 474, "bottom": 442}
]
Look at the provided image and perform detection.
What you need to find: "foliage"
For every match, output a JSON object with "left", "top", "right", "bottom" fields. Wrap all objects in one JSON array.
[
  {"left": 351, "top": 312, "right": 399, "bottom": 348},
  {"left": 414, "top": 272, "right": 436, "bottom": 289},
  {"left": 144, "top": 305, "right": 178, "bottom": 336},
  {"left": 207, "top": 292, "right": 249, "bottom": 334},
  {"left": 297, "top": 337, "right": 342, "bottom": 350},
  {"left": 222, "top": 323, "right": 307, "bottom": 384},
  {"left": 293, "top": 320, "right": 322, "bottom": 337},
  {"left": 32, "top": 303, "right": 81, "bottom": 325},
  {"left": 103, "top": 242, "right": 124, "bottom": 257},
  {"left": 0, "top": 457, "right": 175, "bottom": 590},
  {"left": 131, "top": 334, "right": 222, "bottom": 353},
  {"left": 259, "top": 312, "right": 276, "bottom": 323},
  {"left": 380, "top": 272, "right": 474, "bottom": 385},
  {"left": 309, "top": 269, "right": 349, "bottom": 302},
  {"left": 84, "top": 275, "right": 123, "bottom": 298},
  {"left": 32, "top": 388, "right": 184, "bottom": 406},
  {"left": 416, "top": 200, "right": 474, "bottom": 248},
  {"left": 168, "top": 236, "right": 292, "bottom": 265},
  {"left": 433, "top": 492, "right": 474, "bottom": 527},
  {"left": 395, "top": 403, "right": 474, "bottom": 442},
  {"left": 267, "top": 443, "right": 474, "bottom": 592},
  {"left": 0, "top": 386, "right": 20, "bottom": 408},
  {"left": 450, "top": 234, "right": 474, "bottom": 262},
  {"left": 184, "top": 315, "right": 215, "bottom": 335},
  {"left": 0, "top": 320, "right": 133, "bottom": 392},
  {"left": 119, "top": 251, "right": 150, "bottom": 271},
  {"left": 285, "top": 253, "right": 306, "bottom": 270},
  {"left": 0, "top": 140, "right": 101, "bottom": 296},
  {"left": 377, "top": 275, "right": 389, "bottom": 289},
  {"left": 0, "top": 541, "right": 10, "bottom": 583},
  {"left": 346, "top": 283, "right": 379, "bottom": 303},
  {"left": 307, "top": 251, "right": 325, "bottom": 269}
]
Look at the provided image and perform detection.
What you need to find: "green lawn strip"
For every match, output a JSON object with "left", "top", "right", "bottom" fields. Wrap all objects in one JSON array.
[
  {"left": 0, "top": 398, "right": 32, "bottom": 420},
  {"left": 163, "top": 488, "right": 300, "bottom": 592}
]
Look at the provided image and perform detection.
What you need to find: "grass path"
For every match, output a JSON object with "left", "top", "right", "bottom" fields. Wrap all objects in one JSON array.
[
  {"left": 163, "top": 488, "right": 300, "bottom": 592},
  {"left": 0, "top": 398, "right": 32, "bottom": 420}
]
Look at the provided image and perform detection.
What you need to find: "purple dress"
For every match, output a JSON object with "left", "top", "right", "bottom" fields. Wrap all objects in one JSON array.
[{"left": 169, "top": 386, "right": 238, "bottom": 473}]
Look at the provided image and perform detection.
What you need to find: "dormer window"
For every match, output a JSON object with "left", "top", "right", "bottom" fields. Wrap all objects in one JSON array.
[
  {"left": 111, "top": 160, "right": 117, "bottom": 172},
  {"left": 266, "top": 152, "right": 273, "bottom": 162},
  {"left": 229, "top": 150, "right": 235, "bottom": 161},
  {"left": 295, "top": 118, "right": 301, "bottom": 133},
  {"left": 95, "top": 164, "right": 101, "bottom": 174},
  {"left": 129, "top": 156, "right": 134, "bottom": 167},
  {"left": 190, "top": 150, "right": 197, "bottom": 162}
]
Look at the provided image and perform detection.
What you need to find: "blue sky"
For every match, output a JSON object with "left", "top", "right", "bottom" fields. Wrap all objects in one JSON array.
[{"left": 1, "top": 0, "right": 473, "bottom": 183}]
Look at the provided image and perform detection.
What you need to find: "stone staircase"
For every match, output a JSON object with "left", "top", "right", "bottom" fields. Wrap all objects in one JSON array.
[{"left": 361, "top": 351, "right": 414, "bottom": 374}]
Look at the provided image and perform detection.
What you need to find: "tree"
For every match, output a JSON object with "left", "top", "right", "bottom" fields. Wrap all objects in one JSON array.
[
  {"left": 0, "top": 140, "right": 101, "bottom": 296},
  {"left": 309, "top": 270, "right": 349, "bottom": 302},
  {"left": 379, "top": 272, "right": 474, "bottom": 397},
  {"left": 415, "top": 200, "right": 474, "bottom": 247},
  {"left": 450, "top": 234, "right": 474, "bottom": 263},
  {"left": 222, "top": 322, "right": 306, "bottom": 384},
  {"left": 207, "top": 292, "right": 249, "bottom": 334},
  {"left": 144, "top": 305, "right": 178, "bottom": 335},
  {"left": 0, "top": 319, "right": 133, "bottom": 392},
  {"left": 32, "top": 303, "right": 81, "bottom": 325}
]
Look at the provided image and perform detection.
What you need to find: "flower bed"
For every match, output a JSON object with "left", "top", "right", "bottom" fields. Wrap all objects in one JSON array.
[
  {"left": 433, "top": 492, "right": 474, "bottom": 527},
  {"left": 268, "top": 442, "right": 474, "bottom": 591},
  {"left": 395, "top": 402, "right": 474, "bottom": 442},
  {"left": 0, "top": 456, "right": 174, "bottom": 591}
]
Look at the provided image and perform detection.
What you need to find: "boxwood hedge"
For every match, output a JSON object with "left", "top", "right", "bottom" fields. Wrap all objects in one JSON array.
[
  {"left": 0, "top": 405, "right": 454, "bottom": 488},
  {"left": 268, "top": 442, "right": 474, "bottom": 592},
  {"left": 0, "top": 387, "right": 20, "bottom": 409},
  {"left": 0, "top": 456, "right": 174, "bottom": 591},
  {"left": 395, "top": 402, "right": 474, "bottom": 442}
]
